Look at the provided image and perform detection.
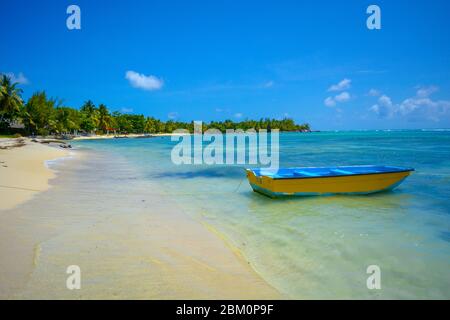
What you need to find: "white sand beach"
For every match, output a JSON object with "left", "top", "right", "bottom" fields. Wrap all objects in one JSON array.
[
  {"left": 71, "top": 132, "right": 190, "bottom": 141},
  {"left": 0, "top": 138, "right": 70, "bottom": 211}
]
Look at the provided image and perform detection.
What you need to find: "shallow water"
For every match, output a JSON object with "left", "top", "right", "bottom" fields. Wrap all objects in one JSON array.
[{"left": 72, "top": 131, "right": 450, "bottom": 299}]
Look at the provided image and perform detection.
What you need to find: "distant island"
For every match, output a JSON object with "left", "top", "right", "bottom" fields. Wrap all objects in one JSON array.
[{"left": 0, "top": 75, "right": 310, "bottom": 137}]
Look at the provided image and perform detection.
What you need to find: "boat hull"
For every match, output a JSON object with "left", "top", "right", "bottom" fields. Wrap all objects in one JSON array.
[{"left": 246, "top": 169, "right": 412, "bottom": 198}]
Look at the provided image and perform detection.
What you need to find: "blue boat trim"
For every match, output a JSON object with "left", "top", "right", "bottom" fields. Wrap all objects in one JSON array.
[
  {"left": 293, "top": 170, "right": 319, "bottom": 177},
  {"left": 249, "top": 165, "right": 414, "bottom": 180},
  {"left": 331, "top": 169, "right": 353, "bottom": 175}
]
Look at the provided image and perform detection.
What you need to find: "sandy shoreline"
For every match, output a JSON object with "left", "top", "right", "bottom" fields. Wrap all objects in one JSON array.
[
  {"left": 0, "top": 138, "right": 70, "bottom": 211},
  {"left": 0, "top": 139, "right": 280, "bottom": 299}
]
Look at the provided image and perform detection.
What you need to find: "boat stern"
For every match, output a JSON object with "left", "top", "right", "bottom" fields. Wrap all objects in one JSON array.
[{"left": 246, "top": 169, "right": 279, "bottom": 197}]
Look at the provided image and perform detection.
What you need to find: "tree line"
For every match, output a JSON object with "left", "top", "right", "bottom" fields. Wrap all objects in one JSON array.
[{"left": 0, "top": 75, "right": 310, "bottom": 136}]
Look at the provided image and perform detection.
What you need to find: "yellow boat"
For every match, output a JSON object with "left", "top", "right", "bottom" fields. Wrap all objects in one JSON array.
[{"left": 246, "top": 165, "right": 414, "bottom": 198}]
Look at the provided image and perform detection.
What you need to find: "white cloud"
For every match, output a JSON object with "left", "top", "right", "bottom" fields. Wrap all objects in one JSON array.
[
  {"left": 168, "top": 112, "right": 178, "bottom": 120},
  {"left": 125, "top": 70, "right": 163, "bottom": 91},
  {"left": 370, "top": 95, "right": 395, "bottom": 118},
  {"left": 234, "top": 113, "right": 243, "bottom": 119},
  {"left": 368, "top": 89, "right": 381, "bottom": 97},
  {"left": 324, "top": 97, "right": 336, "bottom": 107},
  {"left": 370, "top": 86, "right": 450, "bottom": 122},
  {"left": 263, "top": 81, "right": 274, "bottom": 88},
  {"left": 334, "top": 91, "right": 351, "bottom": 102},
  {"left": 120, "top": 107, "right": 133, "bottom": 113},
  {"left": 416, "top": 85, "right": 438, "bottom": 98},
  {"left": 215, "top": 107, "right": 231, "bottom": 113},
  {"left": 369, "top": 104, "right": 380, "bottom": 114},
  {"left": 2, "top": 72, "right": 29, "bottom": 84},
  {"left": 398, "top": 97, "right": 450, "bottom": 121},
  {"left": 378, "top": 94, "right": 393, "bottom": 107},
  {"left": 324, "top": 91, "right": 351, "bottom": 107},
  {"left": 328, "top": 78, "right": 351, "bottom": 92}
]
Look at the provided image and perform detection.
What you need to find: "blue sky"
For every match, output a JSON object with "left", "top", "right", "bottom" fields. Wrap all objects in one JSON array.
[{"left": 1, "top": 0, "right": 449, "bottom": 130}]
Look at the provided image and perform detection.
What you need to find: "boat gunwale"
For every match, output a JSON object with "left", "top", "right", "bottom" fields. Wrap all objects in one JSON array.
[{"left": 247, "top": 167, "right": 415, "bottom": 181}]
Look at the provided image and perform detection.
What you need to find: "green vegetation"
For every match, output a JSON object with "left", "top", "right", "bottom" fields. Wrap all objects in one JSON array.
[
  {"left": 0, "top": 75, "right": 23, "bottom": 132},
  {"left": 0, "top": 75, "right": 310, "bottom": 136}
]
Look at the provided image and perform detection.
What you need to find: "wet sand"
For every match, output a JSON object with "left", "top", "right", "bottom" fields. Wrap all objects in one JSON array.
[{"left": 0, "top": 142, "right": 280, "bottom": 299}]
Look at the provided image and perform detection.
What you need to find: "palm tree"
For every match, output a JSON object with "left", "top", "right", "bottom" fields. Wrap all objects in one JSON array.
[
  {"left": 0, "top": 75, "right": 23, "bottom": 125},
  {"left": 22, "top": 91, "right": 56, "bottom": 136},
  {"left": 98, "top": 104, "right": 112, "bottom": 133},
  {"left": 144, "top": 117, "right": 157, "bottom": 133},
  {"left": 80, "top": 100, "right": 96, "bottom": 114},
  {"left": 80, "top": 100, "right": 99, "bottom": 133},
  {"left": 0, "top": 83, "right": 5, "bottom": 100}
]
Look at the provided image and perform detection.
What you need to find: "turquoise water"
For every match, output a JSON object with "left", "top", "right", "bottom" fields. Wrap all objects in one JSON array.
[{"left": 73, "top": 131, "right": 450, "bottom": 299}]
